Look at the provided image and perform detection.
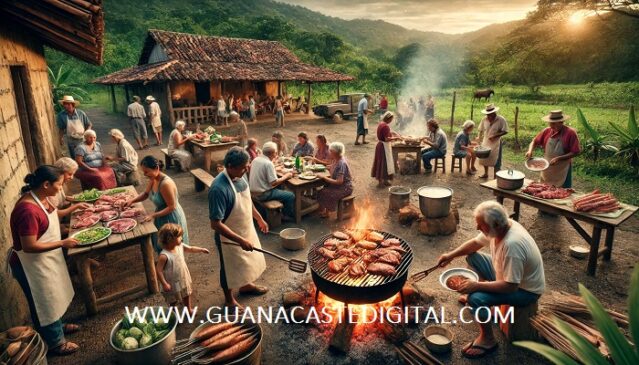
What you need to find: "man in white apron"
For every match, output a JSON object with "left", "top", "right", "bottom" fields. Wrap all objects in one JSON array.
[
  {"left": 355, "top": 94, "right": 372, "bottom": 145},
  {"left": 526, "top": 110, "right": 581, "bottom": 188},
  {"left": 56, "top": 95, "right": 92, "bottom": 159},
  {"left": 477, "top": 104, "right": 508, "bottom": 178},
  {"left": 209, "top": 147, "right": 268, "bottom": 308}
]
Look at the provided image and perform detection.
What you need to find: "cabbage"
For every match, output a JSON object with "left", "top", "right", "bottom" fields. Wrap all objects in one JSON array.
[
  {"left": 139, "top": 334, "right": 153, "bottom": 348},
  {"left": 120, "top": 316, "right": 132, "bottom": 330},
  {"left": 114, "top": 329, "right": 128, "bottom": 347},
  {"left": 154, "top": 329, "right": 169, "bottom": 342},
  {"left": 154, "top": 318, "right": 170, "bottom": 331},
  {"left": 128, "top": 327, "right": 143, "bottom": 341},
  {"left": 121, "top": 337, "right": 138, "bottom": 350},
  {"left": 141, "top": 323, "right": 156, "bottom": 337},
  {"left": 133, "top": 318, "right": 147, "bottom": 330}
]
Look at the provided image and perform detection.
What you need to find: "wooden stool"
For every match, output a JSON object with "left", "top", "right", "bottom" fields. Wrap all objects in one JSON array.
[
  {"left": 499, "top": 301, "right": 539, "bottom": 341},
  {"left": 253, "top": 199, "right": 283, "bottom": 229},
  {"left": 433, "top": 156, "right": 446, "bottom": 173},
  {"left": 161, "top": 148, "right": 174, "bottom": 169},
  {"left": 451, "top": 155, "right": 463, "bottom": 173},
  {"left": 337, "top": 194, "right": 356, "bottom": 220}
]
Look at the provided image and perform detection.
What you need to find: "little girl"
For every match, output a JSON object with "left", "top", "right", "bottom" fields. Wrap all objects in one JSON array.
[{"left": 156, "top": 223, "right": 209, "bottom": 313}]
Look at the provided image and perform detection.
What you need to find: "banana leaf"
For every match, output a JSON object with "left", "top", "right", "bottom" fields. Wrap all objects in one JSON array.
[
  {"left": 609, "top": 121, "right": 634, "bottom": 142},
  {"left": 629, "top": 266, "right": 639, "bottom": 354},
  {"left": 554, "top": 318, "right": 609, "bottom": 365},
  {"left": 577, "top": 108, "right": 601, "bottom": 141},
  {"left": 628, "top": 105, "right": 638, "bottom": 138},
  {"left": 513, "top": 341, "right": 580, "bottom": 365}
]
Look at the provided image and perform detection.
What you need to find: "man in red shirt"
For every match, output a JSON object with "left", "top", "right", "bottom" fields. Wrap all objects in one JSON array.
[
  {"left": 525, "top": 110, "right": 580, "bottom": 187},
  {"left": 379, "top": 95, "right": 388, "bottom": 112}
]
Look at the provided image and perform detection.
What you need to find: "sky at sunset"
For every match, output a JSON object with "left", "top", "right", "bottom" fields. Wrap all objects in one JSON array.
[{"left": 278, "top": 0, "right": 538, "bottom": 34}]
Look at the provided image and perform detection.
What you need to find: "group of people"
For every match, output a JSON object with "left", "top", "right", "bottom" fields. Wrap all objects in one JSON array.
[
  {"left": 126, "top": 95, "right": 163, "bottom": 149},
  {"left": 215, "top": 94, "right": 257, "bottom": 124}
]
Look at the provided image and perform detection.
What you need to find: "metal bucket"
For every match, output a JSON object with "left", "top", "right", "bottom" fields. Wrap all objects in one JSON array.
[
  {"left": 279, "top": 228, "right": 306, "bottom": 251},
  {"left": 389, "top": 186, "right": 411, "bottom": 211},
  {"left": 417, "top": 186, "right": 453, "bottom": 218}
]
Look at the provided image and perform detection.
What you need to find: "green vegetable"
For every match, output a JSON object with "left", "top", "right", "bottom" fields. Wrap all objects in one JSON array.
[
  {"left": 139, "top": 334, "right": 153, "bottom": 348},
  {"left": 121, "top": 337, "right": 138, "bottom": 350},
  {"left": 153, "top": 318, "right": 170, "bottom": 331},
  {"left": 128, "top": 327, "right": 143, "bottom": 341},
  {"left": 154, "top": 329, "right": 169, "bottom": 342},
  {"left": 114, "top": 329, "right": 128, "bottom": 347},
  {"left": 105, "top": 187, "right": 126, "bottom": 195},
  {"left": 74, "top": 227, "right": 111, "bottom": 245},
  {"left": 73, "top": 188, "right": 102, "bottom": 201},
  {"left": 141, "top": 323, "right": 156, "bottom": 338},
  {"left": 121, "top": 316, "right": 132, "bottom": 330}
]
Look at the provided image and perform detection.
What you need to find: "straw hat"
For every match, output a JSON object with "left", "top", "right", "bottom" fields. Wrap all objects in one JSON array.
[
  {"left": 381, "top": 111, "right": 394, "bottom": 121},
  {"left": 145, "top": 95, "right": 156, "bottom": 102},
  {"left": 542, "top": 110, "right": 570, "bottom": 123},
  {"left": 58, "top": 95, "right": 80, "bottom": 106},
  {"left": 481, "top": 103, "right": 499, "bottom": 114}
]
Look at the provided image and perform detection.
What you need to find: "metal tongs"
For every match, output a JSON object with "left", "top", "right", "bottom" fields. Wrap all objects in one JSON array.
[
  {"left": 222, "top": 242, "right": 307, "bottom": 273},
  {"left": 410, "top": 263, "right": 442, "bottom": 283}
]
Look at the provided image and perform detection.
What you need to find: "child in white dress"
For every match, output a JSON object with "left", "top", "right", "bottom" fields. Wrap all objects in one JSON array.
[{"left": 156, "top": 223, "right": 209, "bottom": 314}]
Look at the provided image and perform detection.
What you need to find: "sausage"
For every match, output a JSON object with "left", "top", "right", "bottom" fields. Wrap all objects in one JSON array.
[
  {"left": 204, "top": 328, "right": 253, "bottom": 351},
  {"left": 200, "top": 324, "right": 244, "bottom": 347},
  {"left": 580, "top": 197, "right": 617, "bottom": 212},
  {"left": 194, "top": 322, "right": 234, "bottom": 342},
  {"left": 201, "top": 335, "right": 257, "bottom": 363},
  {"left": 573, "top": 193, "right": 603, "bottom": 207},
  {"left": 573, "top": 190, "right": 600, "bottom": 204},
  {"left": 575, "top": 194, "right": 609, "bottom": 209}
]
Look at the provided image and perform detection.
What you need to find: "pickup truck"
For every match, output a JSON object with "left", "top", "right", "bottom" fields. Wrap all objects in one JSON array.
[{"left": 313, "top": 93, "right": 368, "bottom": 120}]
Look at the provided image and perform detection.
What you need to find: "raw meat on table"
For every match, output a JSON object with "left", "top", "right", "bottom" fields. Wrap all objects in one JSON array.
[{"left": 72, "top": 215, "right": 100, "bottom": 229}]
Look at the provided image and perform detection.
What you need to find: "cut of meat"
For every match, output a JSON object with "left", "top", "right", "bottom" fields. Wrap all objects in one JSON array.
[
  {"left": 93, "top": 204, "right": 113, "bottom": 213},
  {"left": 522, "top": 182, "right": 574, "bottom": 199},
  {"left": 106, "top": 218, "right": 137, "bottom": 234},
  {"left": 380, "top": 238, "right": 401, "bottom": 247},
  {"left": 332, "top": 231, "right": 350, "bottom": 240},
  {"left": 366, "top": 231, "right": 384, "bottom": 242},
  {"left": 328, "top": 257, "right": 351, "bottom": 273},
  {"left": 445, "top": 275, "right": 468, "bottom": 291},
  {"left": 373, "top": 248, "right": 402, "bottom": 261},
  {"left": 120, "top": 208, "right": 143, "bottom": 218},
  {"left": 72, "top": 215, "right": 99, "bottom": 229},
  {"left": 356, "top": 240, "right": 378, "bottom": 250},
  {"left": 367, "top": 262, "right": 397, "bottom": 276},
  {"left": 348, "top": 262, "right": 367, "bottom": 277},
  {"left": 377, "top": 253, "right": 400, "bottom": 266},
  {"left": 336, "top": 248, "right": 358, "bottom": 259},
  {"left": 346, "top": 229, "right": 367, "bottom": 242},
  {"left": 361, "top": 252, "right": 376, "bottom": 264},
  {"left": 318, "top": 247, "right": 337, "bottom": 259},
  {"left": 387, "top": 246, "right": 407, "bottom": 254},
  {"left": 99, "top": 210, "right": 119, "bottom": 222},
  {"left": 323, "top": 238, "right": 350, "bottom": 249}
]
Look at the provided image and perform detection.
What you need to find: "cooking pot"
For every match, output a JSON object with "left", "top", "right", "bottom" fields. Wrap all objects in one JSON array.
[
  {"left": 270, "top": 228, "right": 306, "bottom": 251},
  {"left": 417, "top": 186, "right": 453, "bottom": 218},
  {"left": 474, "top": 146, "right": 491, "bottom": 159},
  {"left": 389, "top": 186, "right": 411, "bottom": 211},
  {"left": 496, "top": 169, "right": 525, "bottom": 190}
]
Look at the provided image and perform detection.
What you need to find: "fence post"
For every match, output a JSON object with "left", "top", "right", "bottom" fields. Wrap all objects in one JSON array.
[
  {"left": 514, "top": 106, "right": 520, "bottom": 151},
  {"left": 470, "top": 102, "right": 474, "bottom": 121},
  {"left": 450, "top": 90, "right": 456, "bottom": 135}
]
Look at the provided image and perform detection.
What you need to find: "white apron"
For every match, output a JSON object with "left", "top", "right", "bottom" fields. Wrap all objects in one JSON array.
[
  {"left": 66, "top": 115, "right": 86, "bottom": 140},
  {"left": 15, "top": 192, "right": 74, "bottom": 326},
  {"left": 541, "top": 135, "right": 571, "bottom": 187},
  {"left": 218, "top": 171, "right": 266, "bottom": 289},
  {"left": 362, "top": 113, "right": 369, "bottom": 130},
  {"left": 478, "top": 120, "right": 503, "bottom": 167},
  {"left": 382, "top": 141, "right": 395, "bottom": 175}
]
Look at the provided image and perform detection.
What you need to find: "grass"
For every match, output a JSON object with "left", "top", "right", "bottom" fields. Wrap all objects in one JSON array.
[{"left": 87, "top": 83, "right": 639, "bottom": 204}]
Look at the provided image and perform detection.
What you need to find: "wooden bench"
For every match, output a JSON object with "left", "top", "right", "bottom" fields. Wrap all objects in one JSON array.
[
  {"left": 161, "top": 148, "right": 175, "bottom": 169},
  {"left": 190, "top": 168, "right": 214, "bottom": 192},
  {"left": 451, "top": 154, "right": 463, "bottom": 173},
  {"left": 252, "top": 198, "right": 283, "bottom": 229},
  {"left": 337, "top": 194, "right": 356, "bottom": 221},
  {"left": 499, "top": 301, "right": 539, "bottom": 341}
]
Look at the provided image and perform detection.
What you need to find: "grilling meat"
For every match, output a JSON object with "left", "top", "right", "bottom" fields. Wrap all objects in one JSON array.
[
  {"left": 373, "top": 248, "right": 402, "bottom": 260},
  {"left": 361, "top": 252, "right": 376, "bottom": 264},
  {"left": 346, "top": 229, "right": 367, "bottom": 242},
  {"left": 323, "top": 238, "right": 350, "bottom": 249},
  {"left": 332, "top": 231, "right": 350, "bottom": 240},
  {"left": 380, "top": 238, "right": 401, "bottom": 247},
  {"left": 356, "top": 240, "right": 378, "bottom": 250},
  {"left": 328, "top": 257, "right": 351, "bottom": 273},
  {"left": 318, "top": 247, "right": 337, "bottom": 259},
  {"left": 388, "top": 246, "right": 407, "bottom": 254},
  {"left": 367, "top": 262, "right": 397, "bottom": 276},
  {"left": 367, "top": 231, "right": 385, "bottom": 242},
  {"left": 377, "top": 253, "right": 400, "bottom": 266},
  {"left": 348, "top": 262, "right": 367, "bottom": 277},
  {"left": 336, "top": 248, "right": 358, "bottom": 259}
]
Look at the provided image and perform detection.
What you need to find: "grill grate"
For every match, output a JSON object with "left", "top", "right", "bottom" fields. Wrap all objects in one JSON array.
[{"left": 308, "top": 230, "right": 413, "bottom": 288}]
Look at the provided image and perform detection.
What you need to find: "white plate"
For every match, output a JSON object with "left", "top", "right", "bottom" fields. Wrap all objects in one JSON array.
[
  {"left": 299, "top": 174, "right": 317, "bottom": 180},
  {"left": 439, "top": 268, "right": 479, "bottom": 291},
  {"left": 105, "top": 218, "right": 138, "bottom": 234},
  {"left": 72, "top": 227, "right": 112, "bottom": 246}
]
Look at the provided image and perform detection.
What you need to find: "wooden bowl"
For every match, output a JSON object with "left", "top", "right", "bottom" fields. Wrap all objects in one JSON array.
[
  {"left": 423, "top": 325, "right": 453, "bottom": 353},
  {"left": 569, "top": 245, "right": 589, "bottom": 259}
]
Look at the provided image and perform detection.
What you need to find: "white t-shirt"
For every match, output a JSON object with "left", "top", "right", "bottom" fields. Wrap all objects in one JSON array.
[
  {"left": 249, "top": 155, "right": 277, "bottom": 194},
  {"left": 475, "top": 220, "right": 545, "bottom": 295}
]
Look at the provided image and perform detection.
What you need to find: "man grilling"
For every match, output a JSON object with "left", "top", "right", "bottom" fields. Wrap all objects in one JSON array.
[
  {"left": 209, "top": 147, "right": 269, "bottom": 308},
  {"left": 435, "top": 201, "right": 545, "bottom": 359}
]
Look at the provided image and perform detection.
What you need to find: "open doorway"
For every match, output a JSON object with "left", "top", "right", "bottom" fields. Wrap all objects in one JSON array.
[
  {"left": 10, "top": 66, "right": 39, "bottom": 170},
  {"left": 195, "top": 81, "right": 211, "bottom": 105}
]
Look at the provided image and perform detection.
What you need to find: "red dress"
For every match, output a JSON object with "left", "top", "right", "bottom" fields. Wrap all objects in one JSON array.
[{"left": 371, "top": 122, "right": 392, "bottom": 180}]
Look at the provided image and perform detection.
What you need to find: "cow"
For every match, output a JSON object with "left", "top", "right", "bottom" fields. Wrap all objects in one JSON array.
[{"left": 473, "top": 88, "right": 495, "bottom": 101}]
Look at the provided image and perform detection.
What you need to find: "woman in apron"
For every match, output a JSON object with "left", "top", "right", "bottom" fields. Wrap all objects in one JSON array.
[
  {"left": 209, "top": 147, "right": 268, "bottom": 308},
  {"left": 526, "top": 110, "right": 581, "bottom": 188},
  {"left": 371, "top": 111, "right": 401, "bottom": 187},
  {"left": 477, "top": 104, "right": 508, "bottom": 178},
  {"left": 8, "top": 166, "right": 81, "bottom": 355},
  {"left": 125, "top": 156, "right": 190, "bottom": 253}
]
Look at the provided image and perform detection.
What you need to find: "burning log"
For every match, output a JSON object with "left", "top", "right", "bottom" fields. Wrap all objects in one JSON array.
[
  {"left": 398, "top": 205, "right": 421, "bottom": 225},
  {"left": 282, "top": 292, "right": 304, "bottom": 307},
  {"left": 329, "top": 311, "right": 355, "bottom": 353}
]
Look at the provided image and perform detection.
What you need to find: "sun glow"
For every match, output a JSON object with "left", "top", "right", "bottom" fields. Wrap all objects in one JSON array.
[{"left": 568, "top": 10, "right": 591, "bottom": 25}]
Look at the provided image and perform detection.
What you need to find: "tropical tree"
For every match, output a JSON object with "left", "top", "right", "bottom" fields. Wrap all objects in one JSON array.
[
  {"left": 48, "top": 66, "right": 89, "bottom": 112},
  {"left": 575, "top": 108, "right": 617, "bottom": 160},
  {"left": 609, "top": 106, "right": 639, "bottom": 172},
  {"left": 515, "top": 265, "right": 639, "bottom": 365}
]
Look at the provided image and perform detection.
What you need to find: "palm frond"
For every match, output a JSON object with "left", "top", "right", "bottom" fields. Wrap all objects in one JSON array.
[
  {"left": 513, "top": 341, "right": 581, "bottom": 365},
  {"left": 628, "top": 106, "right": 638, "bottom": 138},
  {"left": 629, "top": 266, "right": 639, "bottom": 350}
]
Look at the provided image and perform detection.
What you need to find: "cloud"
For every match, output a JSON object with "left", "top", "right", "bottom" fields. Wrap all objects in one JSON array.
[{"left": 277, "top": 0, "right": 537, "bottom": 33}]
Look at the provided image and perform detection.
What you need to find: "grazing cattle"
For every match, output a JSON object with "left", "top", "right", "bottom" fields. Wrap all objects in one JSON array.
[{"left": 473, "top": 88, "right": 495, "bottom": 101}]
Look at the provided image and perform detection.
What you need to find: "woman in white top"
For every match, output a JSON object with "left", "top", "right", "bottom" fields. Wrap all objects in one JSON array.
[
  {"left": 106, "top": 129, "right": 139, "bottom": 186},
  {"left": 167, "top": 120, "right": 194, "bottom": 172}
]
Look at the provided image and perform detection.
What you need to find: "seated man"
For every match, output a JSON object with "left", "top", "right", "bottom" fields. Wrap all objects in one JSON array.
[
  {"left": 436, "top": 201, "right": 545, "bottom": 359},
  {"left": 291, "top": 131, "right": 314, "bottom": 157},
  {"left": 249, "top": 142, "right": 295, "bottom": 220}
]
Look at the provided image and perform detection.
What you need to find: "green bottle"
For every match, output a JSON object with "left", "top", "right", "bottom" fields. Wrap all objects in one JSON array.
[{"left": 295, "top": 155, "right": 301, "bottom": 172}]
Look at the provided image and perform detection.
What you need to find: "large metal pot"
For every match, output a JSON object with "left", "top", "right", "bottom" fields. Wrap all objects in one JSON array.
[
  {"left": 417, "top": 186, "right": 453, "bottom": 218},
  {"left": 496, "top": 169, "right": 525, "bottom": 190},
  {"left": 109, "top": 308, "right": 177, "bottom": 365},
  {"left": 278, "top": 228, "right": 306, "bottom": 251},
  {"left": 389, "top": 186, "right": 411, "bottom": 211},
  {"left": 475, "top": 146, "right": 491, "bottom": 159}
]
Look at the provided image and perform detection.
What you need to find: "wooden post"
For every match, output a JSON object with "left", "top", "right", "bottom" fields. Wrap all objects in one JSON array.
[
  {"left": 337, "top": 81, "right": 340, "bottom": 98},
  {"left": 124, "top": 85, "right": 130, "bottom": 104},
  {"left": 449, "top": 90, "right": 456, "bottom": 135},
  {"left": 307, "top": 83, "right": 312, "bottom": 115},
  {"left": 110, "top": 85, "right": 116, "bottom": 113},
  {"left": 166, "top": 82, "right": 175, "bottom": 126},
  {"left": 470, "top": 102, "right": 474, "bottom": 121},
  {"left": 514, "top": 106, "right": 520, "bottom": 150},
  {"left": 277, "top": 81, "right": 282, "bottom": 97}
]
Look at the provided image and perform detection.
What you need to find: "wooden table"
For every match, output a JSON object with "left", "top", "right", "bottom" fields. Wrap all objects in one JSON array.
[
  {"left": 187, "top": 140, "right": 239, "bottom": 172},
  {"left": 392, "top": 144, "right": 423, "bottom": 174},
  {"left": 277, "top": 169, "right": 329, "bottom": 223},
  {"left": 481, "top": 179, "right": 638, "bottom": 276},
  {"left": 67, "top": 186, "right": 159, "bottom": 316}
]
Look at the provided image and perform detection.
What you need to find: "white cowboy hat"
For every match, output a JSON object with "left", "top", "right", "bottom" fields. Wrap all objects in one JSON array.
[
  {"left": 381, "top": 111, "right": 395, "bottom": 121},
  {"left": 145, "top": 95, "right": 156, "bottom": 101},
  {"left": 58, "top": 95, "right": 80, "bottom": 106},
  {"left": 481, "top": 103, "right": 499, "bottom": 114},
  {"left": 542, "top": 110, "right": 571, "bottom": 123}
]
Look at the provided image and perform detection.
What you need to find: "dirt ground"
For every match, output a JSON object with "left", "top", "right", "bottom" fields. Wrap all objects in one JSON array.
[{"left": 48, "top": 107, "right": 638, "bottom": 365}]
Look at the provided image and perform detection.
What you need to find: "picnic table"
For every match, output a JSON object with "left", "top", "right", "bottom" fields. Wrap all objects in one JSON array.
[
  {"left": 392, "top": 143, "right": 423, "bottom": 174},
  {"left": 187, "top": 139, "right": 239, "bottom": 172},
  {"left": 275, "top": 167, "right": 329, "bottom": 223},
  {"left": 481, "top": 179, "right": 638, "bottom": 276},
  {"left": 67, "top": 186, "right": 158, "bottom": 316}
]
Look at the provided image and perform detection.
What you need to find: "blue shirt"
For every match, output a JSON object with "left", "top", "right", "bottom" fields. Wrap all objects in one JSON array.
[
  {"left": 357, "top": 98, "right": 368, "bottom": 116},
  {"left": 208, "top": 172, "right": 249, "bottom": 222},
  {"left": 75, "top": 142, "right": 104, "bottom": 168},
  {"left": 454, "top": 131, "right": 470, "bottom": 155},
  {"left": 292, "top": 142, "right": 315, "bottom": 157}
]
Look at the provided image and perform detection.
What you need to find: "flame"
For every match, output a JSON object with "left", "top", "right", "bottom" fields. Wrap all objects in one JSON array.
[
  {"left": 317, "top": 292, "right": 401, "bottom": 326},
  {"left": 349, "top": 198, "right": 379, "bottom": 231}
]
